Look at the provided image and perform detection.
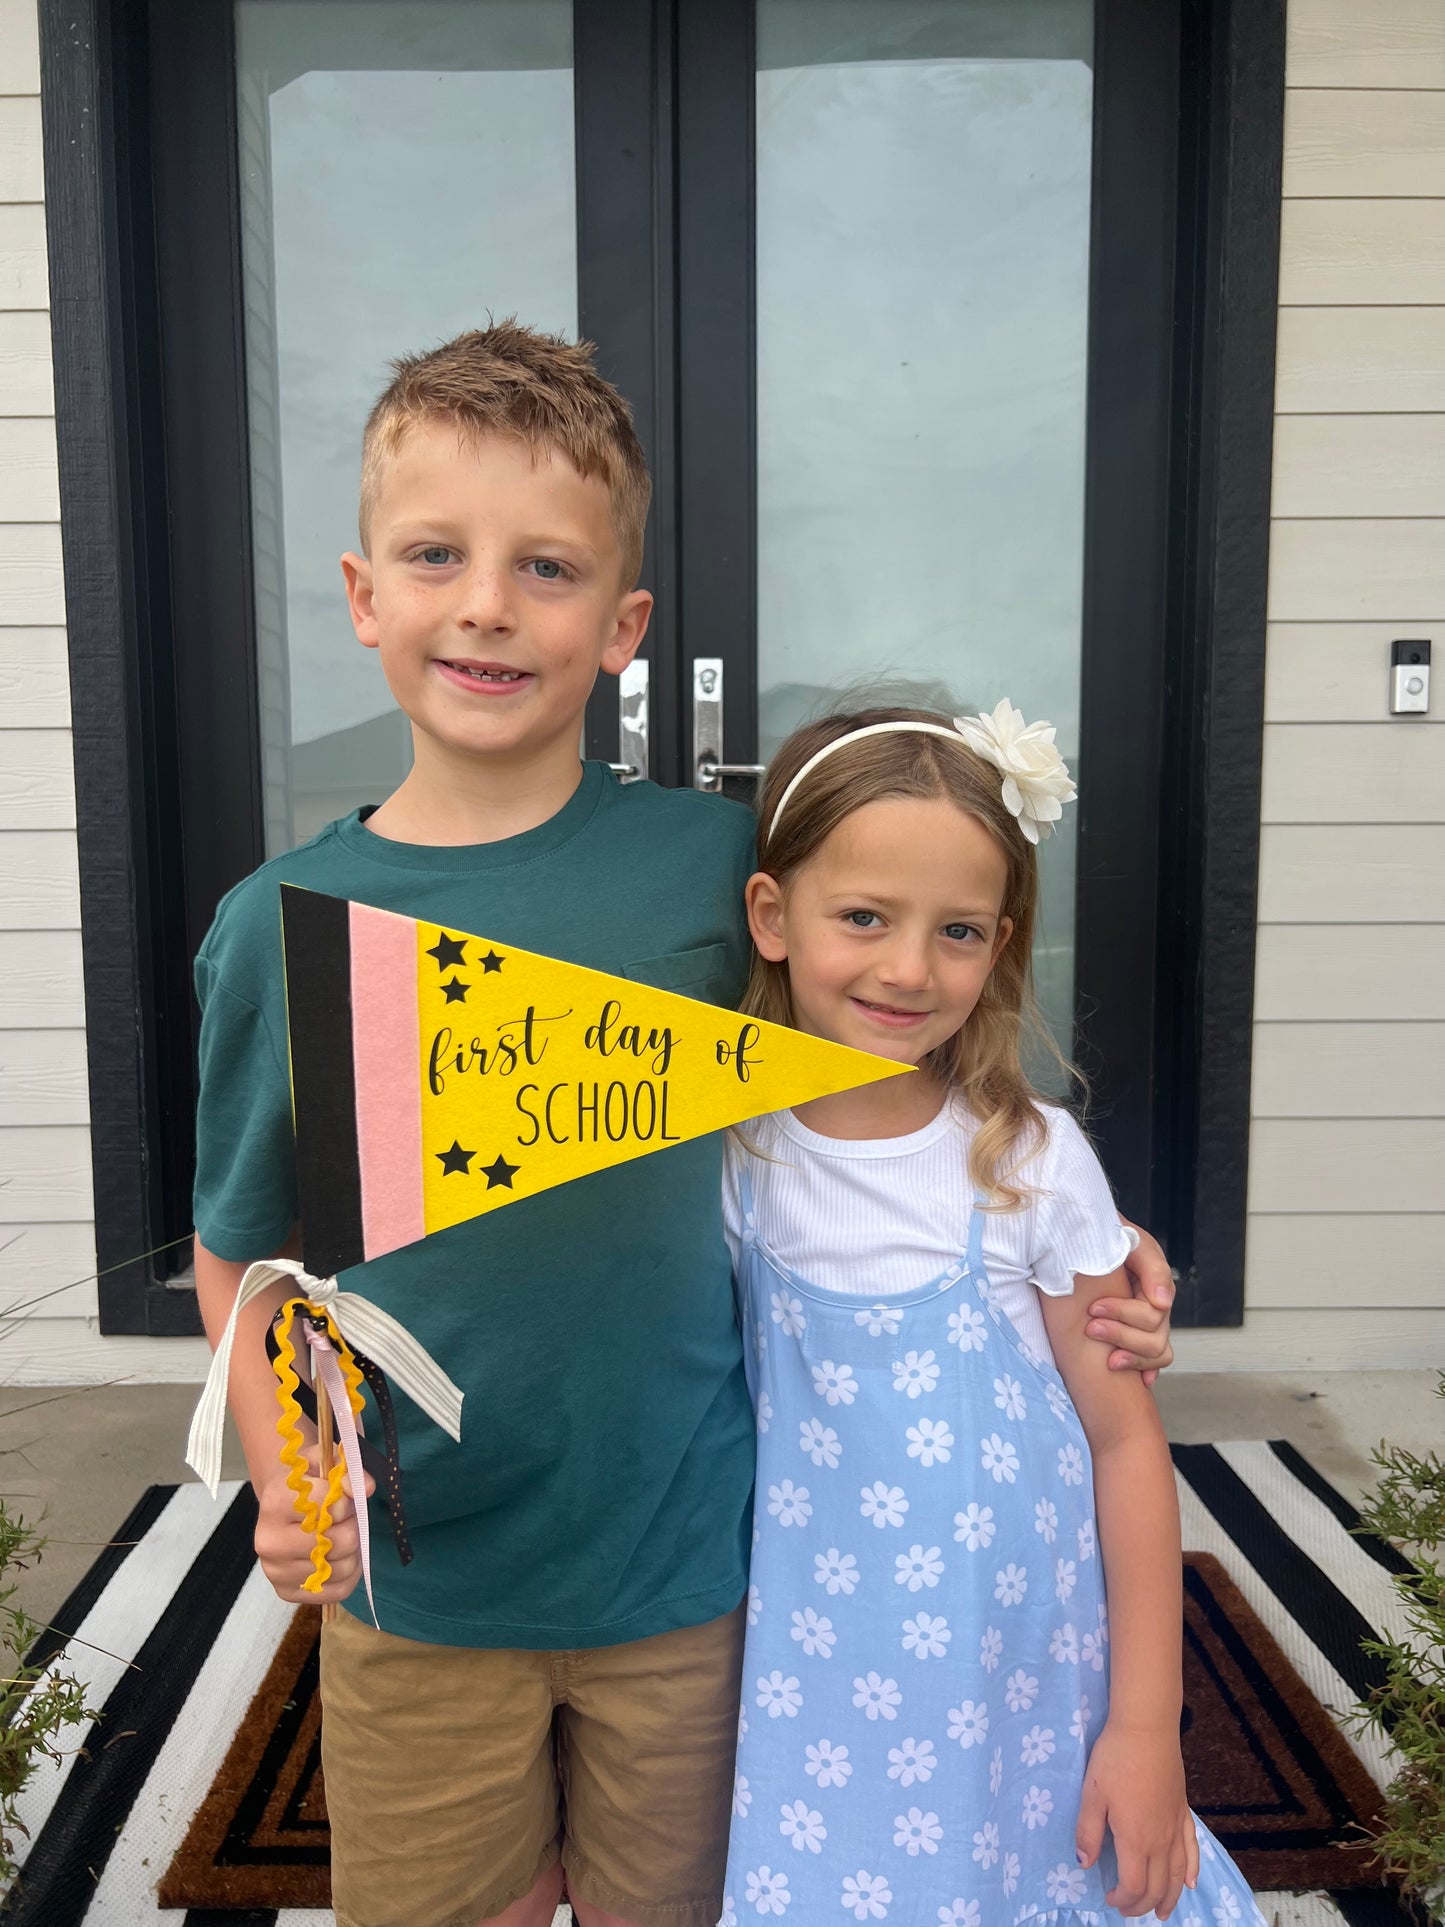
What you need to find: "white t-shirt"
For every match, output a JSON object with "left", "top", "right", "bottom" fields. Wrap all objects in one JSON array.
[{"left": 722, "top": 1100, "right": 1133, "bottom": 1367}]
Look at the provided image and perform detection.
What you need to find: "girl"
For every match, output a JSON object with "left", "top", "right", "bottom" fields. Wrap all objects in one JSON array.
[{"left": 720, "top": 705, "right": 1263, "bottom": 1927}]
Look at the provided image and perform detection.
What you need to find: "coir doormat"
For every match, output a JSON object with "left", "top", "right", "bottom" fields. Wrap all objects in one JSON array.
[
  {"left": 157, "top": 1556, "right": 1388, "bottom": 1910},
  {"left": 3, "top": 1444, "right": 1420, "bottom": 1925}
]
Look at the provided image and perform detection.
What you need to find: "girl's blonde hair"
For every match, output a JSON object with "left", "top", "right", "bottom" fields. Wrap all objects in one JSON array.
[{"left": 744, "top": 706, "right": 1073, "bottom": 1208}]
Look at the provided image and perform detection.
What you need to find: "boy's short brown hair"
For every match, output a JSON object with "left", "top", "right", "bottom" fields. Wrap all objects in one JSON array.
[{"left": 359, "top": 321, "right": 651, "bottom": 587}]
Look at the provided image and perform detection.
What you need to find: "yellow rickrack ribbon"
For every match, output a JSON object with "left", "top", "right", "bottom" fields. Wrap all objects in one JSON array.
[{"left": 271, "top": 1298, "right": 366, "bottom": 1596}]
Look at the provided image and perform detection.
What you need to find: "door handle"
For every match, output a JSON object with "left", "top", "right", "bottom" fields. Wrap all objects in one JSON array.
[
  {"left": 610, "top": 657, "right": 649, "bottom": 783},
  {"left": 692, "top": 658, "right": 767, "bottom": 792}
]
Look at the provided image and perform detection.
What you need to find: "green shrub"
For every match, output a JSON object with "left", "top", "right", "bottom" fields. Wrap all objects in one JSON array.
[
  {"left": 0, "top": 1506, "right": 92, "bottom": 1890},
  {"left": 1352, "top": 1374, "right": 1445, "bottom": 1912}
]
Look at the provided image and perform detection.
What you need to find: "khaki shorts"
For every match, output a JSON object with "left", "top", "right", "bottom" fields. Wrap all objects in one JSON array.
[{"left": 320, "top": 1600, "right": 746, "bottom": 1927}]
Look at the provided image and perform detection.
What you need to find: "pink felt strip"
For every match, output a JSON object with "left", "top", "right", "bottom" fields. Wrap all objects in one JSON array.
[{"left": 349, "top": 901, "right": 425, "bottom": 1262}]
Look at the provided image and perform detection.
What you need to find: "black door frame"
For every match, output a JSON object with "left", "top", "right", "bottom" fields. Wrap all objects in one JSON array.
[{"left": 40, "top": 0, "right": 1282, "bottom": 1334}]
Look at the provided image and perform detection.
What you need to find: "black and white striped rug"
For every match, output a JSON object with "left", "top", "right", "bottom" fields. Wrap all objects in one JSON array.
[{"left": 3, "top": 1444, "right": 1425, "bottom": 1927}]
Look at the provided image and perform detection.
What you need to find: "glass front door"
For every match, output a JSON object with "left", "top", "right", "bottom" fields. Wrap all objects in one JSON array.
[
  {"left": 754, "top": 0, "right": 1093, "bottom": 1047},
  {"left": 184, "top": 0, "right": 1178, "bottom": 1222},
  {"left": 235, "top": 1, "right": 577, "bottom": 852}
]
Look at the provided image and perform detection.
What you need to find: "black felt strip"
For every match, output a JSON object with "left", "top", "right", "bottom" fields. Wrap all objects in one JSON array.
[
  {"left": 1171, "top": 1443, "right": 1392, "bottom": 1711},
  {"left": 4, "top": 1488, "right": 260, "bottom": 1927},
  {"left": 1269, "top": 1438, "right": 1417, "bottom": 1578},
  {"left": 280, "top": 884, "right": 365, "bottom": 1276},
  {"left": 22, "top": 1483, "right": 176, "bottom": 1673}
]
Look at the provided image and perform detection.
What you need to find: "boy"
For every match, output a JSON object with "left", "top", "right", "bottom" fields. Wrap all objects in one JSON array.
[{"left": 193, "top": 323, "right": 1174, "bottom": 1927}]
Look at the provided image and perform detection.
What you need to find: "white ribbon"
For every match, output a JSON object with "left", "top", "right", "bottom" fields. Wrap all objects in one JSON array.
[{"left": 186, "top": 1256, "right": 464, "bottom": 1497}]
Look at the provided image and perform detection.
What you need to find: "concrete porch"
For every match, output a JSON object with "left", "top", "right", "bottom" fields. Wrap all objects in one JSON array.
[{"left": 0, "top": 1368, "right": 1438, "bottom": 1631}]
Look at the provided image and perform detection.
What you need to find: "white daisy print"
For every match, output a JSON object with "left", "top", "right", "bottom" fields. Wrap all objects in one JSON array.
[
  {"left": 1077, "top": 1517, "right": 1096, "bottom": 1560},
  {"left": 902, "top": 1612, "right": 951, "bottom": 1660},
  {"left": 721, "top": 1896, "right": 738, "bottom": 1927},
  {"left": 771, "top": 1288, "right": 806, "bottom": 1337},
  {"left": 1034, "top": 1498, "right": 1059, "bottom": 1544},
  {"left": 805, "top": 1739, "right": 853, "bottom": 1788},
  {"left": 1057, "top": 1442, "right": 1086, "bottom": 1486},
  {"left": 1004, "top": 1669, "right": 1039, "bottom": 1713},
  {"left": 1002, "top": 1852, "right": 1020, "bottom": 1897},
  {"left": 756, "top": 1389, "right": 773, "bottom": 1434},
  {"left": 768, "top": 1480, "right": 813, "bottom": 1528},
  {"left": 799, "top": 1417, "right": 842, "bottom": 1469},
  {"left": 1045, "top": 1381, "right": 1071, "bottom": 1421},
  {"left": 734, "top": 1773, "right": 753, "bottom": 1817},
  {"left": 1055, "top": 1557, "right": 1078, "bottom": 1603},
  {"left": 992, "top": 1374, "right": 1027, "bottom": 1421},
  {"left": 1021, "top": 1785, "right": 1054, "bottom": 1830},
  {"left": 811, "top": 1360, "right": 858, "bottom": 1407},
  {"left": 861, "top": 1481, "right": 909, "bottom": 1528},
  {"left": 954, "top": 1503, "right": 996, "bottom": 1550},
  {"left": 971, "top": 1821, "right": 1001, "bottom": 1869},
  {"left": 739, "top": 1707, "right": 749, "bottom": 1743},
  {"left": 940, "top": 1903, "right": 981, "bottom": 1927},
  {"left": 855, "top": 1303, "right": 902, "bottom": 1337},
  {"left": 886, "top": 1736, "right": 937, "bottom": 1786},
  {"left": 747, "top": 1583, "right": 763, "bottom": 1626},
  {"left": 994, "top": 1563, "right": 1028, "bottom": 1607},
  {"left": 813, "top": 1548, "right": 860, "bottom": 1596},
  {"left": 779, "top": 1800, "right": 826, "bottom": 1854},
  {"left": 1047, "top": 1864, "right": 1087, "bottom": 1905},
  {"left": 947, "top": 1304, "right": 988, "bottom": 1352},
  {"left": 894, "top": 1543, "right": 944, "bottom": 1591},
  {"left": 892, "top": 1349, "right": 941, "bottom": 1398},
  {"left": 906, "top": 1417, "right": 955, "bottom": 1467},
  {"left": 1049, "top": 1623, "right": 1080, "bottom": 1664},
  {"left": 988, "top": 1744, "right": 1003, "bottom": 1795},
  {"left": 1020, "top": 1725, "right": 1057, "bottom": 1767},
  {"left": 1081, "top": 1627, "right": 1106, "bottom": 1672},
  {"left": 1214, "top": 1892, "right": 1243, "bottom": 1925},
  {"left": 979, "top": 1625, "right": 1004, "bottom": 1672},
  {"left": 754, "top": 1320, "right": 768, "bottom": 1360},
  {"left": 852, "top": 1672, "right": 902, "bottom": 1721},
  {"left": 946, "top": 1699, "right": 989, "bottom": 1748},
  {"left": 893, "top": 1807, "right": 943, "bottom": 1857},
  {"left": 756, "top": 1670, "right": 803, "bottom": 1719},
  {"left": 980, "top": 1434, "right": 1021, "bottom": 1484},
  {"left": 790, "top": 1607, "right": 836, "bottom": 1658},
  {"left": 841, "top": 1871, "right": 892, "bottom": 1920},
  {"left": 744, "top": 1865, "right": 791, "bottom": 1917},
  {"left": 1070, "top": 1694, "right": 1092, "bottom": 1742}
]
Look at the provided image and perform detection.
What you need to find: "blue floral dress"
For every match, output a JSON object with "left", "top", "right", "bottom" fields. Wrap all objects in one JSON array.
[{"left": 720, "top": 1167, "right": 1265, "bottom": 1927}]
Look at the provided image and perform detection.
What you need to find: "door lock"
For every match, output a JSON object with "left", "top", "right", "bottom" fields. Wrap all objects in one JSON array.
[{"left": 692, "top": 658, "right": 767, "bottom": 792}]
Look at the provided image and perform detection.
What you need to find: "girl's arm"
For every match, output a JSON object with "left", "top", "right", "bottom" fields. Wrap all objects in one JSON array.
[{"left": 1040, "top": 1267, "right": 1200, "bottom": 1920}]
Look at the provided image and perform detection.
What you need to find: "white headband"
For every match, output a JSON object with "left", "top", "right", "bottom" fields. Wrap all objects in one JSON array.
[{"left": 766, "top": 701, "right": 1077, "bottom": 848}]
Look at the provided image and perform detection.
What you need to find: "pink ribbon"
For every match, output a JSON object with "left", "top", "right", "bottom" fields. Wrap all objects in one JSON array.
[{"left": 304, "top": 1324, "right": 378, "bottom": 1628}]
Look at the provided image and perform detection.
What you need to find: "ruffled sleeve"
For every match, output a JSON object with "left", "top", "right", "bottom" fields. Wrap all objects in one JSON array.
[{"left": 1026, "top": 1107, "right": 1134, "bottom": 1299}]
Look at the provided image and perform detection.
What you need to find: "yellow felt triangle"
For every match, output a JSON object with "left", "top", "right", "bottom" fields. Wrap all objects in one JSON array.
[{"left": 280, "top": 886, "right": 909, "bottom": 1273}]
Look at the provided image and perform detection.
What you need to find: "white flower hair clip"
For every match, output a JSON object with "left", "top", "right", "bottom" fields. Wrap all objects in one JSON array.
[
  {"left": 952, "top": 698, "right": 1077, "bottom": 845},
  {"left": 766, "top": 699, "right": 1077, "bottom": 845}
]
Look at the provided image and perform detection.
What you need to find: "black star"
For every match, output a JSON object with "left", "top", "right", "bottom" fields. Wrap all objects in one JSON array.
[
  {"left": 479, "top": 949, "right": 505, "bottom": 974},
  {"left": 426, "top": 931, "right": 467, "bottom": 971},
  {"left": 440, "top": 976, "right": 470, "bottom": 1004},
  {"left": 435, "top": 1140, "right": 475, "bottom": 1176},
  {"left": 481, "top": 1153, "right": 520, "bottom": 1190}
]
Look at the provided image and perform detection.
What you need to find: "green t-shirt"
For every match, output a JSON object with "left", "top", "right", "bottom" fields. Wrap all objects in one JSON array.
[{"left": 194, "top": 761, "right": 757, "bottom": 1648}]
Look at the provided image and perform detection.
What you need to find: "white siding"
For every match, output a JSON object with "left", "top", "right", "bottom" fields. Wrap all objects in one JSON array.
[
  {"left": 0, "top": 1, "right": 100, "bottom": 1351},
  {"left": 1178, "top": 0, "right": 1445, "bottom": 1371}
]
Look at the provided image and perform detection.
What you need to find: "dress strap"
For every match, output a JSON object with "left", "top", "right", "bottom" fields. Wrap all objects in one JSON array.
[{"left": 965, "top": 1191, "right": 988, "bottom": 1275}]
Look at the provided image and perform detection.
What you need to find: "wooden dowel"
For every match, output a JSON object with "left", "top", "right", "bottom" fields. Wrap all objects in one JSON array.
[{"left": 314, "top": 1364, "right": 338, "bottom": 1626}]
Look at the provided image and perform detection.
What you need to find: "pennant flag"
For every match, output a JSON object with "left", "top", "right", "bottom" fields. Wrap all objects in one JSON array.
[{"left": 280, "top": 887, "right": 909, "bottom": 1275}]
